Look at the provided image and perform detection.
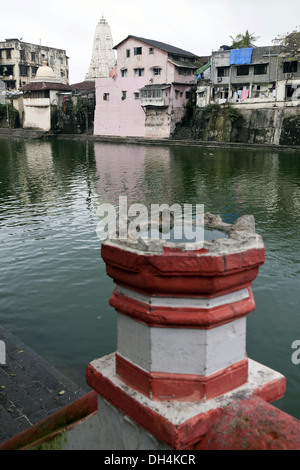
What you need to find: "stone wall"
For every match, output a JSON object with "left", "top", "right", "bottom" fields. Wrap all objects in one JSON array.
[{"left": 172, "top": 105, "right": 300, "bottom": 146}]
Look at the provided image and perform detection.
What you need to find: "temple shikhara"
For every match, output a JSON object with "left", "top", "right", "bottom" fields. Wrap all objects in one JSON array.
[{"left": 85, "top": 15, "right": 116, "bottom": 80}]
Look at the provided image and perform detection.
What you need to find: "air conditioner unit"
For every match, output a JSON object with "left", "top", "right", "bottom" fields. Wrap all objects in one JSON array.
[
  {"left": 217, "top": 77, "right": 222, "bottom": 82},
  {"left": 285, "top": 73, "right": 293, "bottom": 79}
]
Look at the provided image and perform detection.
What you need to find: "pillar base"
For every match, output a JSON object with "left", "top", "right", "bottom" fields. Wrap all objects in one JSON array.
[
  {"left": 115, "top": 353, "right": 249, "bottom": 401},
  {"left": 86, "top": 353, "right": 286, "bottom": 450}
]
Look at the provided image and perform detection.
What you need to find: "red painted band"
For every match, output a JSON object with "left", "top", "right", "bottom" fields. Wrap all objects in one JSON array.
[
  {"left": 101, "top": 243, "right": 265, "bottom": 277},
  {"left": 106, "top": 263, "right": 260, "bottom": 296},
  {"left": 0, "top": 391, "right": 98, "bottom": 450},
  {"left": 109, "top": 287, "right": 255, "bottom": 328},
  {"left": 115, "top": 353, "right": 248, "bottom": 401}
]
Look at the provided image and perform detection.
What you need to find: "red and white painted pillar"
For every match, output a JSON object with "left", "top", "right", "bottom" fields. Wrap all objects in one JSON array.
[{"left": 86, "top": 214, "right": 286, "bottom": 450}]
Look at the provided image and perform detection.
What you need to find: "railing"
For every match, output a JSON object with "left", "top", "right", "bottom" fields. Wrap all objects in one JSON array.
[
  {"left": 23, "top": 97, "right": 50, "bottom": 107},
  {"left": 140, "top": 97, "right": 167, "bottom": 107}
]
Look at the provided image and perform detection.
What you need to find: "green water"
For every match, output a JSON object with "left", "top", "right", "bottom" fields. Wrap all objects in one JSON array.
[{"left": 0, "top": 138, "right": 300, "bottom": 418}]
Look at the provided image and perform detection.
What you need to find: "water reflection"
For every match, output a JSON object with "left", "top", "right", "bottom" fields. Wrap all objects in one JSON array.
[{"left": 0, "top": 138, "right": 300, "bottom": 418}]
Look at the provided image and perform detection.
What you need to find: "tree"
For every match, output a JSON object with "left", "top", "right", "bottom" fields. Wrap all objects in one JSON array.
[
  {"left": 230, "top": 30, "right": 259, "bottom": 49},
  {"left": 272, "top": 27, "right": 300, "bottom": 61}
]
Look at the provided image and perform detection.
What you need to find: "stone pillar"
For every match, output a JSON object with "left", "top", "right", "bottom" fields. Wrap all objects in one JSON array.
[{"left": 86, "top": 214, "right": 286, "bottom": 450}]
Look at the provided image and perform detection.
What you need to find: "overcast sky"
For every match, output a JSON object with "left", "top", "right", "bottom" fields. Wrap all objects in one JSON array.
[{"left": 1, "top": 0, "right": 299, "bottom": 84}]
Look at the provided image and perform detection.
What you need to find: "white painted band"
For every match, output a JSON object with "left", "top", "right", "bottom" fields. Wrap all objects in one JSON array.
[
  {"left": 117, "top": 314, "right": 247, "bottom": 376},
  {"left": 116, "top": 285, "right": 249, "bottom": 309}
]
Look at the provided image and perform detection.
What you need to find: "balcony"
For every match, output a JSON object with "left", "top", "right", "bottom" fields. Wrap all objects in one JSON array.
[{"left": 139, "top": 85, "right": 170, "bottom": 108}]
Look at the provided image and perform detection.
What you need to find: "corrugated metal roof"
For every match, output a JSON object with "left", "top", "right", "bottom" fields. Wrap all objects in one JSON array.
[{"left": 168, "top": 58, "right": 199, "bottom": 69}]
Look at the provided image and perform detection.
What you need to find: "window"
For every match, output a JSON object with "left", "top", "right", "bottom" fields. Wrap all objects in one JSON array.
[
  {"left": 236, "top": 65, "right": 249, "bottom": 76},
  {"left": 122, "top": 91, "right": 127, "bottom": 100},
  {"left": 134, "top": 68, "right": 144, "bottom": 77},
  {"left": 153, "top": 67, "right": 161, "bottom": 75},
  {"left": 126, "top": 49, "right": 130, "bottom": 58},
  {"left": 20, "top": 50, "right": 25, "bottom": 61},
  {"left": 283, "top": 61, "right": 298, "bottom": 74},
  {"left": 31, "top": 66, "right": 38, "bottom": 76},
  {"left": 121, "top": 69, "right": 127, "bottom": 77},
  {"left": 149, "top": 48, "right": 154, "bottom": 54},
  {"left": 0, "top": 65, "right": 14, "bottom": 76},
  {"left": 6, "top": 49, "right": 11, "bottom": 59},
  {"left": 141, "top": 89, "right": 163, "bottom": 99},
  {"left": 178, "top": 67, "right": 191, "bottom": 75},
  {"left": 31, "top": 52, "right": 35, "bottom": 61},
  {"left": 134, "top": 47, "right": 142, "bottom": 55},
  {"left": 254, "top": 64, "right": 268, "bottom": 75},
  {"left": 103, "top": 93, "right": 110, "bottom": 101},
  {"left": 134, "top": 92, "right": 140, "bottom": 99},
  {"left": 0, "top": 50, "right": 2, "bottom": 59},
  {"left": 19, "top": 65, "right": 28, "bottom": 76},
  {"left": 198, "top": 91, "right": 205, "bottom": 98},
  {"left": 217, "top": 67, "right": 229, "bottom": 77}
]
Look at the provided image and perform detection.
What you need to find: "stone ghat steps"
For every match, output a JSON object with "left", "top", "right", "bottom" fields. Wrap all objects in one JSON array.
[
  {"left": 0, "top": 128, "right": 48, "bottom": 139},
  {"left": 0, "top": 327, "right": 87, "bottom": 445}
]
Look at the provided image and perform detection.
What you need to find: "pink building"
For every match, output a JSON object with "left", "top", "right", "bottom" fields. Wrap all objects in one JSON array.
[{"left": 94, "top": 36, "right": 203, "bottom": 139}]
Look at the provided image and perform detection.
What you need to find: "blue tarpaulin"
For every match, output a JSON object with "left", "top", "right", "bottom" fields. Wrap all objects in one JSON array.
[{"left": 229, "top": 48, "right": 253, "bottom": 65}]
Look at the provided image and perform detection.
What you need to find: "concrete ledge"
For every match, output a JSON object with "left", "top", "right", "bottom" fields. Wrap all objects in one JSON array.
[
  {"left": 86, "top": 353, "right": 286, "bottom": 450},
  {"left": 0, "top": 391, "right": 97, "bottom": 450},
  {"left": 1, "top": 128, "right": 300, "bottom": 151}
]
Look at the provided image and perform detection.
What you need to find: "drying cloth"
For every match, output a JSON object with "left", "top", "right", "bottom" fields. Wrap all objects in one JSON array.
[
  {"left": 241, "top": 89, "right": 249, "bottom": 101},
  {"left": 229, "top": 48, "right": 253, "bottom": 65}
]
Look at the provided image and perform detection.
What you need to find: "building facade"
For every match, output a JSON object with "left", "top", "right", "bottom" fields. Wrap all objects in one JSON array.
[
  {"left": 94, "top": 35, "right": 203, "bottom": 138},
  {"left": 202, "top": 45, "right": 300, "bottom": 108},
  {"left": 85, "top": 15, "right": 116, "bottom": 80},
  {"left": 19, "top": 62, "right": 71, "bottom": 131},
  {"left": 0, "top": 39, "right": 69, "bottom": 91}
]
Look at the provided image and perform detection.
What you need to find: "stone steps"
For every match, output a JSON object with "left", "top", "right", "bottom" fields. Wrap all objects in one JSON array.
[{"left": 0, "top": 128, "right": 47, "bottom": 139}]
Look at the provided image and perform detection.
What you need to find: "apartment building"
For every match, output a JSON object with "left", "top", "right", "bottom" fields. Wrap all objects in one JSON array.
[
  {"left": 201, "top": 45, "right": 300, "bottom": 108},
  {"left": 94, "top": 35, "right": 203, "bottom": 138},
  {"left": 0, "top": 38, "right": 69, "bottom": 91}
]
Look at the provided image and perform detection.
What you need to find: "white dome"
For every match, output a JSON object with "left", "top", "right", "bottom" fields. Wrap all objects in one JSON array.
[{"left": 35, "top": 61, "right": 58, "bottom": 82}]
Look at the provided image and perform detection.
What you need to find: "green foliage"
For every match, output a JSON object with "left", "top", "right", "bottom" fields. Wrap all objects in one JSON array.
[
  {"left": 204, "top": 103, "right": 221, "bottom": 120},
  {"left": 0, "top": 103, "right": 20, "bottom": 128},
  {"left": 61, "top": 96, "right": 95, "bottom": 133},
  {"left": 226, "top": 106, "right": 243, "bottom": 123},
  {"left": 230, "top": 30, "right": 259, "bottom": 49},
  {"left": 280, "top": 115, "right": 300, "bottom": 145},
  {"left": 273, "top": 27, "right": 300, "bottom": 61}
]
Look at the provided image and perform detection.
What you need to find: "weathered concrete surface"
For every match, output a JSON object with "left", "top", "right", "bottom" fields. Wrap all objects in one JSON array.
[
  {"left": 0, "top": 327, "right": 87, "bottom": 445},
  {"left": 0, "top": 128, "right": 48, "bottom": 140},
  {"left": 176, "top": 106, "right": 300, "bottom": 147},
  {"left": 196, "top": 395, "right": 300, "bottom": 450}
]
